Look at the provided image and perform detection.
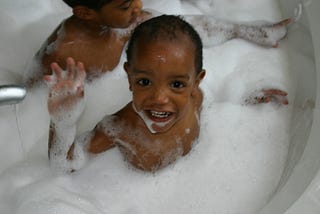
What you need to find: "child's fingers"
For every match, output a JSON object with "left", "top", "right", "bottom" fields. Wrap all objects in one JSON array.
[
  {"left": 43, "top": 75, "right": 51, "bottom": 82},
  {"left": 77, "top": 61, "right": 85, "bottom": 73},
  {"left": 43, "top": 75, "right": 56, "bottom": 87},
  {"left": 262, "top": 89, "right": 288, "bottom": 96},
  {"left": 66, "top": 57, "right": 76, "bottom": 79},
  {"left": 256, "top": 96, "right": 270, "bottom": 103},
  {"left": 282, "top": 98, "right": 289, "bottom": 105},
  {"left": 274, "top": 18, "right": 291, "bottom": 27},
  {"left": 76, "top": 85, "right": 85, "bottom": 97},
  {"left": 274, "top": 95, "right": 289, "bottom": 105},
  {"left": 256, "top": 94, "right": 289, "bottom": 105},
  {"left": 75, "top": 61, "right": 86, "bottom": 83},
  {"left": 50, "top": 62, "right": 63, "bottom": 79},
  {"left": 273, "top": 95, "right": 289, "bottom": 105}
]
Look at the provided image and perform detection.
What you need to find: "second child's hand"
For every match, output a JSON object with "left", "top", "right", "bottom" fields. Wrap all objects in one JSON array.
[
  {"left": 237, "top": 18, "right": 291, "bottom": 48},
  {"left": 245, "top": 89, "right": 289, "bottom": 105},
  {"left": 256, "top": 89, "right": 288, "bottom": 105}
]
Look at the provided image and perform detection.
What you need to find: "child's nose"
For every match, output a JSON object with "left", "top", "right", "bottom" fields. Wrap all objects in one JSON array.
[
  {"left": 151, "top": 88, "right": 169, "bottom": 104},
  {"left": 132, "top": 0, "right": 143, "bottom": 13}
]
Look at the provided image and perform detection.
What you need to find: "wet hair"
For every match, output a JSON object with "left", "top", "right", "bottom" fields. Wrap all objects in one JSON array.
[
  {"left": 62, "top": 0, "right": 113, "bottom": 10},
  {"left": 126, "top": 15, "right": 203, "bottom": 74}
]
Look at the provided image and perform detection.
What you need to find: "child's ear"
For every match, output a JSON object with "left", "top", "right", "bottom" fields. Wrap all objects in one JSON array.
[
  {"left": 195, "top": 69, "right": 206, "bottom": 86},
  {"left": 192, "top": 69, "right": 205, "bottom": 97},
  {"left": 124, "top": 62, "right": 133, "bottom": 91},
  {"left": 73, "top": 6, "right": 96, "bottom": 20}
]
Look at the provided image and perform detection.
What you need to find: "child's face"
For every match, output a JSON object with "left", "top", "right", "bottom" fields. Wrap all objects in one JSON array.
[
  {"left": 95, "top": 0, "right": 143, "bottom": 28},
  {"left": 124, "top": 37, "right": 204, "bottom": 133}
]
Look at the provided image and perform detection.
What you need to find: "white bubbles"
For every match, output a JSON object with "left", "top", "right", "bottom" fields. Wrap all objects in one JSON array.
[
  {"left": 132, "top": 102, "right": 157, "bottom": 133},
  {"left": 142, "top": 0, "right": 183, "bottom": 14},
  {"left": 49, "top": 130, "right": 92, "bottom": 174},
  {"left": 0, "top": 0, "right": 292, "bottom": 214},
  {"left": 184, "top": 15, "right": 236, "bottom": 46}
]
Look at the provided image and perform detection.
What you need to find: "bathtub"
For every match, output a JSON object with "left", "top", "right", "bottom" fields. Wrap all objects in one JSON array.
[
  {"left": 258, "top": 0, "right": 320, "bottom": 213},
  {"left": 0, "top": 0, "right": 319, "bottom": 213}
]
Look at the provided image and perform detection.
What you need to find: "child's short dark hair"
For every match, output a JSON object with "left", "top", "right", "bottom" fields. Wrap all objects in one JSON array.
[
  {"left": 126, "top": 15, "right": 203, "bottom": 74},
  {"left": 62, "top": 0, "right": 113, "bottom": 10}
]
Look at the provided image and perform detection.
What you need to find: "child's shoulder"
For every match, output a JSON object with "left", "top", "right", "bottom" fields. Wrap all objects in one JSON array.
[
  {"left": 98, "top": 103, "right": 134, "bottom": 129},
  {"left": 113, "top": 102, "right": 137, "bottom": 125}
]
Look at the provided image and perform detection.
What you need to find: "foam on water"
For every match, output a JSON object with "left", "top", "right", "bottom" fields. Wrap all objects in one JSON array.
[{"left": 0, "top": 0, "right": 293, "bottom": 213}]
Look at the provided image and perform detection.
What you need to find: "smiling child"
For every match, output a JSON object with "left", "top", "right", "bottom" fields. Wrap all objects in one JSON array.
[{"left": 45, "top": 15, "right": 287, "bottom": 173}]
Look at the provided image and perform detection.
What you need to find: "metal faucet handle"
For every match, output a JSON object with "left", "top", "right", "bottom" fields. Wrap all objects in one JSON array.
[{"left": 0, "top": 84, "right": 27, "bottom": 106}]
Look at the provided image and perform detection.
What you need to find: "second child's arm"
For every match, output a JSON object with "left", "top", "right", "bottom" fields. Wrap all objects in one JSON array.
[
  {"left": 144, "top": 9, "right": 290, "bottom": 47},
  {"left": 183, "top": 15, "right": 291, "bottom": 47}
]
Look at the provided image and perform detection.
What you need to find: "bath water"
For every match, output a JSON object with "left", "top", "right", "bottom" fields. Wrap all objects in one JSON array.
[{"left": 0, "top": 0, "right": 293, "bottom": 213}]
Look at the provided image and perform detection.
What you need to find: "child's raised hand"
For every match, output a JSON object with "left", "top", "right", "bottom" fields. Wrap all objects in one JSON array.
[
  {"left": 245, "top": 89, "right": 288, "bottom": 105},
  {"left": 238, "top": 18, "right": 291, "bottom": 48},
  {"left": 44, "top": 57, "right": 86, "bottom": 124}
]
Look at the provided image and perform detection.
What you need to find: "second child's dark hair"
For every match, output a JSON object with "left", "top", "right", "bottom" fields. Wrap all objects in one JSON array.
[
  {"left": 62, "top": 0, "right": 113, "bottom": 10},
  {"left": 126, "top": 15, "right": 203, "bottom": 74}
]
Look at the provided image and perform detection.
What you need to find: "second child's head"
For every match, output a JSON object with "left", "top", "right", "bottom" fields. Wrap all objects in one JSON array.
[
  {"left": 63, "top": 0, "right": 143, "bottom": 28},
  {"left": 124, "top": 15, "right": 206, "bottom": 133}
]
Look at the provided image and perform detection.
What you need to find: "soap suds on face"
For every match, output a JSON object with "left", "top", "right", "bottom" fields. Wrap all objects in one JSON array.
[
  {"left": 132, "top": 102, "right": 173, "bottom": 134},
  {"left": 0, "top": 0, "right": 293, "bottom": 213}
]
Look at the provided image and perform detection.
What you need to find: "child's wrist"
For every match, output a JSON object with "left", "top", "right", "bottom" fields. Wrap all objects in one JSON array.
[
  {"left": 50, "top": 95, "right": 86, "bottom": 126},
  {"left": 49, "top": 122, "right": 76, "bottom": 161}
]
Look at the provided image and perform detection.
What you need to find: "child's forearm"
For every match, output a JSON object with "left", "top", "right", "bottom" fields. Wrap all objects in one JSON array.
[
  {"left": 45, "top": 57, "right": 88, "bottom": 173},
  {"left": 235, "top": 23, "right": 287, "bottom": 47},
  {"left": 49, "top": 120, "right": 91, "bottom": 173},
  {"left": 48, "top": 93, "right": 87, "bottom": 173},
  {"left": 183, "top": 15, "right": 236, "bottom": 46},
  {"left": 49, "top": 121, "right": 76, "bottom": 158},
  {"left": 147, "top": 11, "right": 236, "bottom": 46},
  {"left": 183, "top": 15, "right": 289, "bottom": 47},
  {"left": 49, "top": 121, "right": 77, "bottom": 173}
]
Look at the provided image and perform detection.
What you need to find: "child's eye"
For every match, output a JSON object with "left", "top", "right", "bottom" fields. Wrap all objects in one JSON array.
[
  {"left": 170, "top": 81, "right": 185, "bottom": 89},
  {"left": 137, "top": 78, "right": 151, "bottom": 86},
  {"left": 119, "top": 0, "right": 132, "bottom": 10}
]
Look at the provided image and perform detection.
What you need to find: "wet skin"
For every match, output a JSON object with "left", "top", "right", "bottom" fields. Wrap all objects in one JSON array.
[
  {"left": 37, "top": 0, "right": 147, "bottom": 80},
  {"left": 46, "top": 36, "right": 205, "bottom": 172},
  {"left": 34, "top": 1, "right": 290, "bottom": 84},
  {"left": 90, "top": 36, "right": 206, "bottom": 171}
]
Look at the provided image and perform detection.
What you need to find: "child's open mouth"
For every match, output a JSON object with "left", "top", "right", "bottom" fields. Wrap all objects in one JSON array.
[
  {"left": 132, "top": 103, "right": 176, "bottom": 133},
  {"left": 147, "top": 110, "right": 173, "bottom": 122}
]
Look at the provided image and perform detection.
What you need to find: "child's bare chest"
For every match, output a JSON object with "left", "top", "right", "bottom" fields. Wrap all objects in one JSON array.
[{"left": 116, "top": 121, "right": 199, "bottom": 172}]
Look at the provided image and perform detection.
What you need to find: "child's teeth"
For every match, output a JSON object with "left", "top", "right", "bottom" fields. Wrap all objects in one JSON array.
[{"left": 151, "top": 111, "right": 170, "bottom": 118}]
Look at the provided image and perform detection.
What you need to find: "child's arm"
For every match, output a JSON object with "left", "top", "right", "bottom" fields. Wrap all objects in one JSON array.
[
  {"left": 183, "top": 15, "right": 291, "bottom": 47},
  {"left": 44, "top": 57, "right": 114, "bottom": 173},
  {"left": 244, "top": 89, "right": 288, "bottom": 105}
]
